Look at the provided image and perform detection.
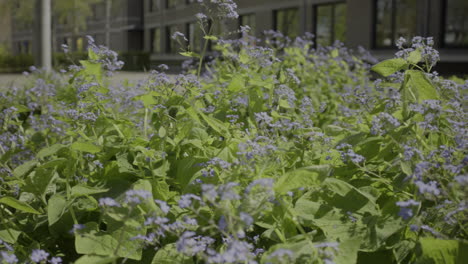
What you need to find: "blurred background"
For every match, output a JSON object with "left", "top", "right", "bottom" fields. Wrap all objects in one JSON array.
[{"left": 0, "top": 0, "right": 467, "bottom": 74}]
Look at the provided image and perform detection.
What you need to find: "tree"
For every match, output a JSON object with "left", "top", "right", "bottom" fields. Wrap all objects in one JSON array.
[{"left": 53, "top": 0, "right": 101, "bottom": 37}]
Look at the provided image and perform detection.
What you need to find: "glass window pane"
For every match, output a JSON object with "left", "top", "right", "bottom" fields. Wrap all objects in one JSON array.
[
  {"left": 275, "top": 8, "right": 299, "bottom": 39},
  {"left": 395, "top": 0, "right": 417, "bottom": 41},
  {"left": 240, "top": 14, "right": 256, "bottom": 34},
  {"left": 151, "top": 0, "right": 160, "bottom": 12},
  {"left": 188, "top": 22, "right": 202, "bottom": 52},
  {"left": 76, "top": 37, "right": 84, "bottom": 52},
  {"left": 375, "top": 0, "right": 393, "bottom": 47},
  {"left": 316, "top": 5, "right": 332, "bottom": 46},
  {"left": 445, "top": 0, "right": 468, "bottom": 47},
  {"left": 334, "top": 3, "right": 347, "bottom": 43},
  {"left": 152, "top": 28, "right": 161, "bottom": 53},
  {"left": 167, "top": 25, "right": 183, "bottom": 53},
  {"left": 167, "top": 0, "right": 180, "bottom": 9}
]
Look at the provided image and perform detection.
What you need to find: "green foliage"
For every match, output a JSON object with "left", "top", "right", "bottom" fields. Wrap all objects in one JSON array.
[{"left": 0, "top": 33, "right": 466, "bottom": 264}]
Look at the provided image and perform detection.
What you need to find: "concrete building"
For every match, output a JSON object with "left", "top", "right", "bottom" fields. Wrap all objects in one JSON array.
[{"left": 9, "top": 0, "right": 468, "bottom": 73}]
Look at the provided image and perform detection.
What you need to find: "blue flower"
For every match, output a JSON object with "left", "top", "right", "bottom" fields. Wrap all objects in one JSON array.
[
  {"left": 178, "top": 194, "right": 201, "bottom": 208},
  {"left": 98, "top": 197, "right": 120, "bottom": 207},
  {"left": 414, "top": 180, "right": 441, "bottom": 196},
  {"left": 30, "top": 249, "right": 49, "bottom": 263},
  {"left": 49, "top": 257, "right": 62, "bottom": 264},
  {"left": 396, "top": 199, "right": 420, "bottom": 220},
  {"left": 1, "top": 251, "right": 18, "bottom": 264},
  {"left": 155, "top": 200, "right": 170, "bottom": 214}
]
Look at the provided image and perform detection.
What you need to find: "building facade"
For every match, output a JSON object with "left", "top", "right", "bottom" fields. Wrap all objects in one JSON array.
[
  {"left": 10, "top": 0, "right": 468, "bottom": 73},
  {"left": 11, "top": 0, "right": 143, "bottom": 55}
]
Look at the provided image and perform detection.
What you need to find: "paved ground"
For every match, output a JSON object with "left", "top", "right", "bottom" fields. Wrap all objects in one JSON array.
[{"left": 0, "top": 71, "right": 153, "bottom": 91}]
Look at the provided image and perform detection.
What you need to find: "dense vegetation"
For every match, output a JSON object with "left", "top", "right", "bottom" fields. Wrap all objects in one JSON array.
[{"left": 0, "top": 13, "right": 467, "bottom": 264}]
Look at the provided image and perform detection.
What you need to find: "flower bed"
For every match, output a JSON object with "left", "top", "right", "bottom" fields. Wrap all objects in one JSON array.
[{"left": 0, "top": 25, "right": 467, "bottom": 264}]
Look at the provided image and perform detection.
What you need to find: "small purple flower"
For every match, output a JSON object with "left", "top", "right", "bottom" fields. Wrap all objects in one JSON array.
[
  {"left": 155, "top": 200, "right": 170, "bottom": 214},
  {"left": 195, "top": 13, "right": 207, "bottom": 20},
  {"left": 1, "top": 251, "right": 18, "bottom": 264},
  {"left": 99, "top": 197, "right": 120, "bottom": 207},
  {"left": 269, "top": 248, "right": 294, "bottom": 259},
  {"left": 172, "top": 31, "right": 188, "bottom": 41},
  {"left": 245, "top": 178, "right": 274, "bottom": 194},
  {"left": 414, "top": 180, "right": 440, "bottom": 196},
  {"left": 30, "top": 249, "right": 49, "bottom": 263},
  {"left": 178, "top": 194, "right": 201, "bottom": 208},
  {"left": 49, "top": 257, "right": 62, "bottom": 264},
  {"left": 240, "top": 212, "right": 254, "bottom": 226},
  {"left": 396, "top": 199, "right": 420, "bottom": 220},
  {"left": 125, "top": 190, "right": 152, "bottom": 204}
]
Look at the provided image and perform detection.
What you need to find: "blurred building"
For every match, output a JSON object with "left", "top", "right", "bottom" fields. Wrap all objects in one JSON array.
[
  {"left": 0, "top": 5, "right": 12, "bottom": 53},
  {"left": 9, "top": 0, "right": 468, "bottom": 73}
]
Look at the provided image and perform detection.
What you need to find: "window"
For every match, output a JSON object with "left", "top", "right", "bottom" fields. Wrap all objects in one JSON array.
[
  {"left": 76, "top": 37, "right": 84, "bottom": 52},
  {"left": 274, "top": 8, "right": 299, "bottom": 39},
  {"left": 166, "top": 0, "right": 180, "bottom": 9},
  {"left": 315, "top": 3, "right": 346, "bottom": 46},
  {"left": 152, "top": 28, "right": 162, "bottom": 53},
  {"left": 444, "top": 0, "right": 468, "bottom": 48},
  {"left": 207, "top": 20, "right": 223, "bottom": 51},
  {"left": 239, "top": 13, "right": 256, "bottom": 34},
  {"left": 375, "top": 0, "right": 417, "bottom": 48},
  {"left": 150, "top": 0, "right": 160, "bottom": 12},
  {"left": 167, "top": 25, "right": 184, "bottom": 53},
  {"left": 187, "top": 22, "right": 203, "bottom": 52}
]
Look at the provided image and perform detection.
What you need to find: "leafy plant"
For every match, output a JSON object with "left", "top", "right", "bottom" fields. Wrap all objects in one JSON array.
[{"left": 0, "top": 10, "right": 467, "bottom": 264}]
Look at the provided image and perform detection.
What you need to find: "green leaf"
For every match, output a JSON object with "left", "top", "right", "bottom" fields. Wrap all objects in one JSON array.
[
  {"left": 23, "top": 168, "right": 57, "bottom": 200},
  {"left": 47, "top": 194, "right": 67, "bottom": 226},
  {"left": 407, "top": 49, "right": 422, "bottom": 64},
  {"left": 0, "top": 229, "right": 22, "bottom": 244},
  {"left": 0, "top": 196, "right": 41, "bottom": 214},
  {"left": 179, "top": 51, "right": 200, "bottom": 58},
  {"left": 405, "top": 70, "right": 439, "bottom": 103},
  {"left": 371, "top": 58, "right": 408, "bottom": 77},
  {"left": 199, "top": 112, "right": 230, "bottom": 136},
  {"left": 275, "top": 165, "right": 330, "bottom": 194},
  {"left": 88, "top": 48, "right": 99, "bottom": 60},
  {"left": 331, "top": 49, "right": 339, "bottom": 58},
  {"left": 80, "top": 60, "right": 103, "bottom": 83},
  {"left": 71, "top": 185, "right": 109, "bottom": 197},
  {"left": 158, "top": 126, "right": 167, "bottom": 138},
  {"left": 136, "top": 93, "right": 158, "bottom": 107},
  {"left": 74, "top": 255, "right": 117, "bottom": 264},
  {"left": 204, "top": 35, "right": 218, "bottom": 41},
  {"left": 294, "top": 197, "right": 365, "bottom": 241},
  {"left": 151, "top": 244, "right": 192, "bottom": 264},
  {"left": 228, "top": 75, "right": 245, "bottom": 92},
  {"left": 13, "top": 160, "right": 37, "bottom": 178},
  {"left": 37, "top": 144, "right": 66, "bottom": 159},
  {"left": 71, "top": 142, "right": 102, "bottom": 153},
  {"left": 75, "top": 222, "right": 117, "bottom": 256},
  {"left": 416, "top": 238, "right": 468, "bottom": 264},
  {"left": 335, "top": 238, "right": 362, "bottom": 264}
]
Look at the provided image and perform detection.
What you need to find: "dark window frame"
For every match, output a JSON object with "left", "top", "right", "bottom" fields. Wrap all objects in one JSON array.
[
  {"left": 273, "top": 7, "right": 300, "bottom": 39},
  {"left": 166, "top": 0, "right": 179, "bottom": 9},
  {"left": 186, "top": 22, "right": 202, "bottom": 53},
  {"left": 150, "top": 0, "right": 160, "bottom": 12},
  {"left": 441, "top": 0, "right": 468, "bottom": 49},
  {"left": 239, "top": 13, "right": 256, "bottom": 37},
  {"left": 313, "top": 1, "right": 347, "bottom": 47},
  {"left": 151, "top": 27, "right": 162, "bottom": 53},
  {"left": 372, "top": 0, "right": 420, "bottom": 49}
]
